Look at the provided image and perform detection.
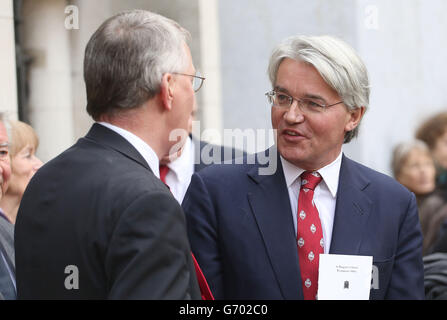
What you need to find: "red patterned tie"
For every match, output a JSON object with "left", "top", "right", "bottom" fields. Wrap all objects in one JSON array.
[{"left": 297, "top": 171, "right": 323, "bottom": 300}]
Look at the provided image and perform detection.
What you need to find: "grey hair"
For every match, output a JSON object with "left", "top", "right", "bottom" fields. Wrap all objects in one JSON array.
[
  {"left": 84, "top": 10, "right": 191, "bottom": 120},
  {"left": 268, "top": 35, "right": 370, "bottom": 143},
  {"left": 391, "top": 140, "right": 432, "bottom": 178}
]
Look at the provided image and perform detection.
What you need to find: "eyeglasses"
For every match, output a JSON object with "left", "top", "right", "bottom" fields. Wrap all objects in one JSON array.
[
  {"left": 265, "top": 90, "right": 343, "bottom": 113},
  {"left": 173, "top": 71, "right": 205, "bottom": 92}
]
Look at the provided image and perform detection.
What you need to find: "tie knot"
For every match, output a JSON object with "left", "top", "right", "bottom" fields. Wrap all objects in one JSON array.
[{"left": 300, "top": 171, "right": 322, "bottom": 191}]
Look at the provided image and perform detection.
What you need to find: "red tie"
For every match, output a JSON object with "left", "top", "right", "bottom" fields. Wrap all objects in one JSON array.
[
  {"left": 191, "top": 253, "right": 214, "bottom": 300},
  {"left": 159, "top": 165, "right": 170, "bottom": 184},
  {"left": 158, "top": 164, "right": 214, "bottom": 300},
  {"left": 297, "top": 171, "right": 324, "bottom": 300}
]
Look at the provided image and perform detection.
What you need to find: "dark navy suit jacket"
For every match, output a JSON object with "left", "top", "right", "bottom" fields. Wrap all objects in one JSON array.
[{"left": 182, "top": 148, "right": 425, "bottom": 299}]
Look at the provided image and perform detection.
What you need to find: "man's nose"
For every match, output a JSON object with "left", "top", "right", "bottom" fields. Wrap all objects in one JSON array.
[{"left": 284, "top": 101, "right": 304, "bottom": 123}]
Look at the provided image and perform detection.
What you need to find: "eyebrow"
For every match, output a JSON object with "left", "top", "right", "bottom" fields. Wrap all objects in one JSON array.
[
  {"left": 274, "top": 85, "right": 291, "bottom": 95},
  {"left": 303, "top": 93, "right": 327, "bottom": 103},
  {"left": 274, "top": 86, "right": 327, "bottom": 103},
  {"left": 0, "top": 143, "right": 8, "bottom": 148}
]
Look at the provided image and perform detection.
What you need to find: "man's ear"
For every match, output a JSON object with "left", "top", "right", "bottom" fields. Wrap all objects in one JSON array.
[
  {"left": 160, "top": 73, "right": 175, "bottom": 111},
  {"left": 345, "top": 106, "right": 366, "bottom": 132}
]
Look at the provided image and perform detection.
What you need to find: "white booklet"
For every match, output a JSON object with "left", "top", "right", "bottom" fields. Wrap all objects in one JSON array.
[{"left": 317, "top": 254, "right": 373, "bottom": 300}]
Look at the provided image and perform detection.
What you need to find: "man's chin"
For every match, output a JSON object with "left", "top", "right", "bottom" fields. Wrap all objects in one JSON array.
[{"left": 278, "top": 145, "right": 308, "bottom": 165}]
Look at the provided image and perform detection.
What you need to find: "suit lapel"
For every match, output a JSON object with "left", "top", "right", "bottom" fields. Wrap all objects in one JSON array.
[
  {"left": 247, "top": 149, "right": 303, "bottom": 299},
  {"left": 193, "top": 138, "right": 206, "bottom": 172},
  {"left": 329, "top": 155, "right": 372, "bottom": 254},
  {"left": 84, "top": 123, "right": 152, "bottom": 172}
]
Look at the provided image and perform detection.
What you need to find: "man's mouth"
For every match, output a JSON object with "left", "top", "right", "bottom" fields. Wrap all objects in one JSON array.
[{"left": 284, "top": 130, "right": 300, "bottom": 136}]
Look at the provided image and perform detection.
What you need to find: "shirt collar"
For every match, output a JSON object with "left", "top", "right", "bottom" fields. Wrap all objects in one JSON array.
[
  {"left": 280, "top": 152, "right": 342, "bottom": 198},
  {"left": 97, "top": 122, "right": 160, "bottom": 178},
  {"left": 165, "top": 136, "right": 194, "bottom": 181}
]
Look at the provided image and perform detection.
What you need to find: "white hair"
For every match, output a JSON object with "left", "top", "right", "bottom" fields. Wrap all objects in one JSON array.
[{"left": 268, "top": 35, "right": 370, "bottom": 143}]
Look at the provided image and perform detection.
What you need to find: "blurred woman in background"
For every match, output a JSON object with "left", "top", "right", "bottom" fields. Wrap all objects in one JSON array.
[
  {"left": 0, "top": 120, "right": 42, "bottom": 224},
  {"left": 392, "top": 140, "right": 436, "bottom": 205},
  {"left": 415, "top": 112, "right": 447, "bottom": 254},
  {"left": 416, "top": 112, "right": 447, "bottom": 188},
  {"left": 391, "top": 140, "right": 444, "bottom": 254}
]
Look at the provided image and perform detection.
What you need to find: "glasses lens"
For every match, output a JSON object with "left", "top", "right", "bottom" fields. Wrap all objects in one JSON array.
[
  {"left": 270, "top": 91, "right": 292, "bottom": 107},
  {"left": 192, "top": 71, "right": 203, "bottom": 92}
]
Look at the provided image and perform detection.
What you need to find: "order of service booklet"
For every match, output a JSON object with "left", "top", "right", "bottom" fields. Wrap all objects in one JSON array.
[{"left": 317, "top": 254, "right": 373, "bottom": 300}]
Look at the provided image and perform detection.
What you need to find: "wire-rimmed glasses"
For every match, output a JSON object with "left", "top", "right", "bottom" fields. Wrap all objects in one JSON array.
[{"left": 174, "top": 71, "right": 205, "bottom": 92}]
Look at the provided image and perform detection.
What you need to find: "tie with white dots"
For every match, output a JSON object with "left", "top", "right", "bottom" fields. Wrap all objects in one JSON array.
[{"left": 297, "top": 171, "right": 324, "bottom": 300}]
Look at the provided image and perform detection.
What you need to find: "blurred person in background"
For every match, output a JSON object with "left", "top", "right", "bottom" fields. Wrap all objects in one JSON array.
[
  {"left": 391, "top": 140, "right": 436, "bottom": 206},
  {"left": 159, "top": 103, "right": 245, "bottom": 204},
  {"left": 0, "top": 120, "right": 42, "bottom": 224},
  {"left": 391, "top": 140, "right": 442, "bottom": 255},
  {"left": 0, "top": 112, "right": 16, "bottom": 300},
  {"left": 415, "top": 112, "right": 447, "bottom": 255},
  {"left": 159, "top": 103, "right": 198, "bottom": 203},
  {"left": 416, "top": 112, "right": 447, "bottom": 188}
]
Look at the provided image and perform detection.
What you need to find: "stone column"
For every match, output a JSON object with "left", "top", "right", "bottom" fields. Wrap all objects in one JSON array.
[
  {"left": 22, "top": 0, "right": 74, "bottom": 162},
  {"left": 0, "top": 0, "right": 18, "bottom": 119},
  {"left": 198, "top": 0, "right": 223, "bottom": 144}
]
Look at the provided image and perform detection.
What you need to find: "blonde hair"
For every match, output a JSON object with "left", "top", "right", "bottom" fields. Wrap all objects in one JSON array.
[{"left": 9, "top": 120, "right": 39, "bottom": 158}]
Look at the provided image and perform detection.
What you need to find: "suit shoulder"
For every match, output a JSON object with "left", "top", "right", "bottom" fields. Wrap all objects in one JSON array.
[
  {"left": 194, "top": 163, "right": 251, "bottom": 189},
  {"left": 345, "top": 157, "right": 412, "bottom": 197},
  {"left": 27, "top": 137, "right": 165, "bottom": 200},
  {"left": 195, "top": 150, "right": 265, "bottom": 181}
]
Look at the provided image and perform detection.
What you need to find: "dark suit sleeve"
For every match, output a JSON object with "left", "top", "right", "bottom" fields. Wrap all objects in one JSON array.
[
  {"left": 386, "top": 193, "right": 425, "bottom": 299},
  {"left": 105, "top": 191, "right": 195, "bottom": 299},
  {"left": 182, "top": 173, "right": 224, "bottom": 299}
]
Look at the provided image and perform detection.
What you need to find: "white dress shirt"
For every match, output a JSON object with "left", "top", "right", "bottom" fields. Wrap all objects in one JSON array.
[
  {"left": 97, "top": 122, "right": 160, "bottom": 177},
  {"left": 163, "top": 136, "right": 195, "bottom": 204},
  {"left": 280, "top": 152, "right": 342, "bottom": 254}
]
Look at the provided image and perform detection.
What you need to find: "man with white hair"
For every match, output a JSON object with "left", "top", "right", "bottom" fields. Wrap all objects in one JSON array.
[{"left": 183, "top": 35, "right": 424, "bottom": 300}]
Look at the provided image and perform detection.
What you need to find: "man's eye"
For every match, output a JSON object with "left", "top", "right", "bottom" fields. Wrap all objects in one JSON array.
[
  {"left": 277, "top": 94, "right": 290, "bottom": 104},
  {"left": 306, "top": 100, "right": 323, "bottom": 109},
  {"left": 0, "top": 150, "right": 9, "bottom": 157}
]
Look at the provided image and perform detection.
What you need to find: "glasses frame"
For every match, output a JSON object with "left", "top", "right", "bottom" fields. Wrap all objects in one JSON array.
[
  {"left": 173, "top": 71, "right": 206, "bottom": 92},
  {"left": 265, "top": 90, "right": 343, "bottom": 112}
]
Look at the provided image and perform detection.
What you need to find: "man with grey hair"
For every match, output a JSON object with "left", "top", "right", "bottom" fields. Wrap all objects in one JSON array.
[
  {"left": 15, "top": 10, "right": 205, "bottom": 299},
  {"left": 183, "top": 35, "right": 424, "bottom": 299}
]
